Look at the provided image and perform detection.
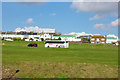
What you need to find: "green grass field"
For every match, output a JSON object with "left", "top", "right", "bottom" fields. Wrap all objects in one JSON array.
[{"left": 2, "top": 41, "right": 118, "bottom": 78}]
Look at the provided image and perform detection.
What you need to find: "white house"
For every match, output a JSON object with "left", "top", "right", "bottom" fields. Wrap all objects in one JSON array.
[
  {"left": 1, "top": 32, "right": 52, "bottom": 41},
  {"left": 90, "top": 35, "right": 106, "bottom": 44},
  {"left": 40, "top": 34, "right": 52, "bottom": 40},
  {"left": 106, "top": 34, "right": 118, "bottom": 43},
  {"left": 52, "top": 35, "right": 81, "bottom": 42},
  {"left": 1, "top": 34, "right": 27, "bottom": 40},
  {"left": 0, "top": 27, "right": 56, "bottom": 41},
  {"left": 68, "top": 32, "right": 92, "bottom": 38},
  {"left": 39, "top": 28, "right": 55, "bottom": 33}
]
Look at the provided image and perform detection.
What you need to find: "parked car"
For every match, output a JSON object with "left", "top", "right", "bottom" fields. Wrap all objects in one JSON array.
[{"left": 28, "top": 43, "right": 37, "bottom": 47}]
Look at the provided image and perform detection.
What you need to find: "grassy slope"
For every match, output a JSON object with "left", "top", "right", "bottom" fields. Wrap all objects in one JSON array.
[
  {"left": 2, "top": 41, "right": 118, "bottom": 64},
  {"left": 2, "top": 41, "right": 118, "bottom": 78}
]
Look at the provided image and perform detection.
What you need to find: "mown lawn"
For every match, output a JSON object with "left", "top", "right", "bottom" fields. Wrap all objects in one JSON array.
[{"left": 2, "top": 41, "right": 118, "bottom": 78}]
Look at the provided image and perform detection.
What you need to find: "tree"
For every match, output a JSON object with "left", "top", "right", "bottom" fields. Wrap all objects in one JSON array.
[
  {"left": 13, "top": 37, "right": 21, "bottom": 41},
  {"left": 23, "top": 37, "right": 27, "bottom": 41},
  {"left": 29, "top": 38, "right": 33, "bottom": 41},
  {"left": 58, "top": 37, "right": 61, "bottom": 40},
  {"left": 45, "top": 38, "right": 50, "bottom": 40},
  {"left": 81, "top": 38, "right": 90, "bottom": 43},
  {"left": 2, "top": 37, "right": 4, "bottom": 40},
  {"left": 41, "top": 38, "right": 44, "bottom": 41}
]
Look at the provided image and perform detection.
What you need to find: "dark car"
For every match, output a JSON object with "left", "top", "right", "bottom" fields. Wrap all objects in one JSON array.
[{"left": 28, "top": 43, "right": 37, "bottom": 47}]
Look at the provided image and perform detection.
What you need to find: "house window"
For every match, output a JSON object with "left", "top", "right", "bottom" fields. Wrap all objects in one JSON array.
[
  {"left": 101, "top": 38, "right": 105, "bottom": 41},
  {"left": 96, "top": 38, "right": 99, "bottom": 41},
  {"left": 91, "top": 38, "right": 95, "bottom": 40}
]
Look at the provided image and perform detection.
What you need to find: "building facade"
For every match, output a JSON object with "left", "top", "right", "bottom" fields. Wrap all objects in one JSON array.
[
  {"left": 106, "top": 34, "right": 118, "bottom": 43},
  {"left": 68, "top": 32, "right": 92, "bottom": 39},
  {"left": 1, "top": 30, "right": 118, "bottom": 44},
  {"left": 0, "top": 28, "right": 55, "bottom": 41},
  {"left": 90, "top": 35, "right": 106, "bottom": 43},
  {"left": 52, "top": 35, "right": 81, "bottom": 42}
]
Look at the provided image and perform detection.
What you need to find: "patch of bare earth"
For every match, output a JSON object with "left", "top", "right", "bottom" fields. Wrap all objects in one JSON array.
[{"left": 2, "top": 62, "right": 118, "bottom": 78}]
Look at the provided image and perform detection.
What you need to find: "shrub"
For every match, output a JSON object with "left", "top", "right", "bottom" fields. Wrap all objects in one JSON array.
[
  {"left": 77, "top": 37, "right": 81, "bottom": 38},
  {"left": 23, "top": 38, "right": 27, "bottom": 41},
  {"left": 2, "top": 37, "right": 4, "bottom": 40},
  {"left": 81, "top": 38, "right": 90, "bottom": 43},
  {"left": 13, "top": 37, "right": 21, "bottom": 41},
  {"left": 41, "top": 38, "right": 44, "bottom": 41},
  {"left": 45, "top": 38, "right": 50, "bottom": 40},
  {"left": 58, "top": 37, "right": 61, "bottom": 40},
  {"left": 29, "top": 38, "right": 33, "bottom": 41},
  {"left": 52, "top": 39, "right": 59, "bottom": 40}
]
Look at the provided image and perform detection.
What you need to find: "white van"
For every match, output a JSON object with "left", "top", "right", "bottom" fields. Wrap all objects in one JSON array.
[{"left": 45, "top": 40, "right": 69, "bottom": 48}]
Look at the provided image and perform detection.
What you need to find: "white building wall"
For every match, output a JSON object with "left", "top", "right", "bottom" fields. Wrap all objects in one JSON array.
[
  {"left": 106, "top": 34, "right": 118, "bottom": 43},
  {"left": 68, "top": 32, "right": 92, "bottom": 38},
  {"left": 106, "top": 39, "right": 118, "bottom": 43},
  {"left": 39, "top": 28, "right": 55, "bottom": 33},
  {"left": 1, "top": 34, "right": 52, "bottom": 41},
  {"left": 2, "top": 34, "right": 26, "bottom": 39},
  {"left": 107, "top": 34, "right": 118, "bottom": 40},
  {"left": 52, "top": 37, "right": 81, "bottom": 42},
  {"left": 73, "top": 38, "right": 81, "bottom": 42}
]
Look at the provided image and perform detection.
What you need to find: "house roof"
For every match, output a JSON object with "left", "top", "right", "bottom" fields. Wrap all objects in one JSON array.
[
  {"left": 53, "top": 35, "right": 74, "bottom": 37},
  {"left": 92, "top": 35, "right": 104, "bottom": 38},
  {"left": 107, "top": 37, "right": 117, "bottom": 39}
]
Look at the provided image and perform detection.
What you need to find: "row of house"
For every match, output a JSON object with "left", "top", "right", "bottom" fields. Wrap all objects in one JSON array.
[
  {"left": 52, "top": 34, "right": 118, "bottom": 44},
  {"left": 0, "top": 30, "right": 118, "bottom": 44},
  {"left": 90, "top": 35, "right": 118, "bottom": 44},
  {"left": 0, "top": 31, "right": 52, "bottom": 41},
  {"left": 64, "top": 32, "right": 118, "bottom": 44}
]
